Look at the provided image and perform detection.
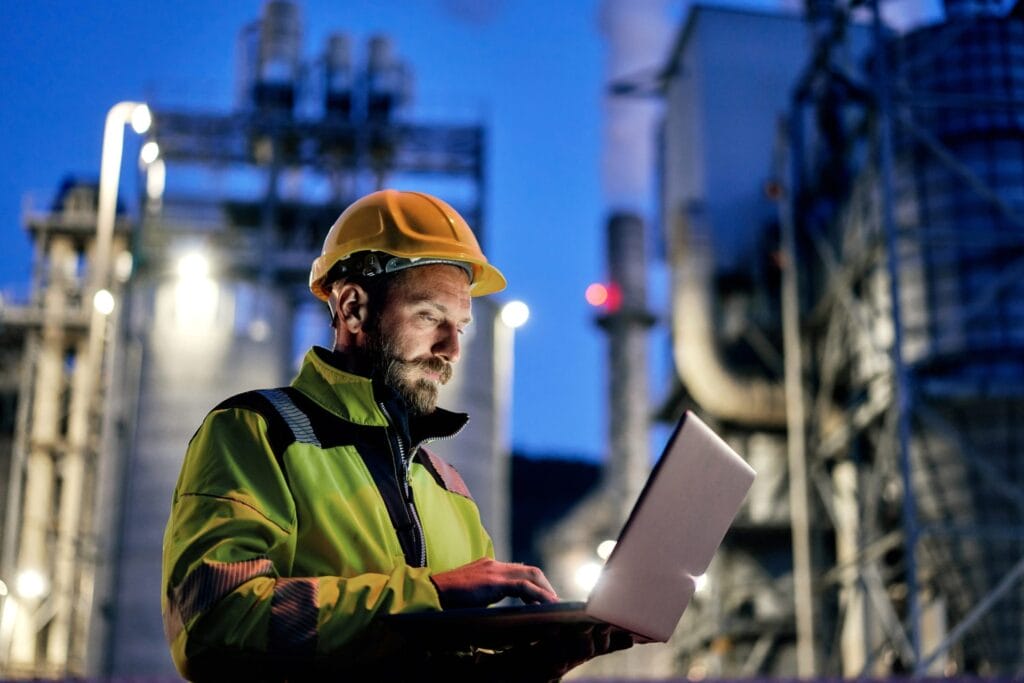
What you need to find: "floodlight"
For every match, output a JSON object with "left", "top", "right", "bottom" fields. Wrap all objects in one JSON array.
[
  {"left": 93, "top": 288, "right": 115, "bottom": 315},
  {"left": 500, "top": 300, "right": 530, "bottom": 328},
  {"left": 130, "top": 104, "right": 152, "bottom": 134}
]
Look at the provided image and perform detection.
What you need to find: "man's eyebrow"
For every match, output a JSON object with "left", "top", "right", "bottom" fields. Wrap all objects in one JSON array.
[{"left": 409, "top": 296, "right": 473, "bottom": 325}]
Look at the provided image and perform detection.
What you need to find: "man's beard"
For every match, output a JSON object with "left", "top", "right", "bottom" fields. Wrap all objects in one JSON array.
[{"left": 365, "top": 325, "right": 453, "bottom": 415}]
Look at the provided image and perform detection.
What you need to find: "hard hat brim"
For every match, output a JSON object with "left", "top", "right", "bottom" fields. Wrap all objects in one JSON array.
[{"left": 308, "top": 189, "right": 507, "bottom": 301}]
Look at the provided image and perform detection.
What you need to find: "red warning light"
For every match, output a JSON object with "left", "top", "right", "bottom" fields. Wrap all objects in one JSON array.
[
  {"left": 605, "top": 282, "right": 622, "bottom": 312},
  {"left": 585, "top": 282, "right": 622, "bottom": 312},
  {"left": 585, "top": 283, "right": 608, "bottom": 307}
]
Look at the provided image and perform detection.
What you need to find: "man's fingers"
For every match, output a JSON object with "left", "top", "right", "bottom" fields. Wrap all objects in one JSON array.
[
  {"left": 514, "top": 625, "right": 622, "bottom": 679},
  {"left": 511, "top": 578, "right": 558, "bottom": 604},
  {"left": 609, "top": 628, "right": 635, "bottom": 652},
  {"left": 591, "top": 625, "right": 634, "bottom": 655},
  {"left": 505, "top": 563, "right": 558, "bottom": 603},
  {"left": 432, "top": 558, "right": 560, "bottom": 608},
  {"left": 516, "top": 562, "right": 558, "bottom": 596}
]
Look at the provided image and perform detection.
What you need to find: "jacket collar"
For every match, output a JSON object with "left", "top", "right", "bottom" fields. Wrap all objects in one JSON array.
[{"left": 292, "top": 347, "right": 468, "bottom": 441}]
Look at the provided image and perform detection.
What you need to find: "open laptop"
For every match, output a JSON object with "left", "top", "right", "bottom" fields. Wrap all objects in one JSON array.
[{"left": 384, "top": 410, "right": 756, "bottom": 649}]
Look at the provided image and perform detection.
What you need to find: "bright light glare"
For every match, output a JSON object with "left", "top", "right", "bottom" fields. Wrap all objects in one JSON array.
[
  {"left": 0, "top": 579, "right": 8, "bottom": 597},
  {"left": 174, "top": 252, "right": 218, "bottom": 331},
  {"left": 140, "top": 141, "right": 160, "bottom": 165},
  {"left": 585, "top": 283, "right": 608, "bottom": 307},
  {"left": 93, "top": 288, "right": 116, "bottom": 315},
  {"left": 596, "top": 540, "right": 617, "bottom": 561},
  {"left": 15, "top": 569, "right": 47, "bottom": 600},
  {"left": 130, "top": 104, "right": 152, "bottom": 134},
  {"left": 500, "top": 300, "right": 530, "bottom": 328},
  {"left": 146, "top": 158, "right": 166, "bottom": 201},
  {"left": 574, "top": 562, "right": 603, "bottom": 593},
  {"left": 177, "top": 252, "right": 210, "bottom": 280},
  {"left": 248, "top": 318, "right": 270, "bottom": 343},
  {"left": 694, "top": 573, "right": 709, "bottom": 593},
  {"left": 114, "top": 251, "right": 134, "bottom": 283}
]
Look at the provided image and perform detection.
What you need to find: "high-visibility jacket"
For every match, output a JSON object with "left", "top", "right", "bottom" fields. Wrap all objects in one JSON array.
[{"left": 162, "top": 347, "right": 494, "bottom": 680}]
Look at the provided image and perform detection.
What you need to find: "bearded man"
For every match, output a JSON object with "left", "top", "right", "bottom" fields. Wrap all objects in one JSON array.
[{"left": 161, "top": 190, "right": 631, "bottom": 681}]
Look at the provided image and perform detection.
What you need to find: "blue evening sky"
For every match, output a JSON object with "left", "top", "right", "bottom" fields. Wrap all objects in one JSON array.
[
  {"left": 0, "top": 0, "right": 939, "bottom": 459},
  {"left": 0, "top": 0, "right": 683, "bottom": 461}
]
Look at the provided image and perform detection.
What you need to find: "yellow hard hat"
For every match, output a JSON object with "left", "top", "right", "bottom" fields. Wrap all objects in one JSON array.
[{"left": 309, "top": 189, "right": 507, "bottom": 301}]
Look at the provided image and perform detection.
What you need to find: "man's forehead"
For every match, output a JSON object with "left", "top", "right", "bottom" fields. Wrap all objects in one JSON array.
[
  {"left": 392, "top": 265, "right": 472, "bottom": 306},
  {"left": 397, "top": 265, "right": 470, "bottom": 291}
]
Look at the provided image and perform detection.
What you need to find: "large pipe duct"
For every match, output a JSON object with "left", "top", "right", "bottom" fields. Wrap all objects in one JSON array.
[{"left": 668, "top": 202, "right": 787, "bottom": 427}]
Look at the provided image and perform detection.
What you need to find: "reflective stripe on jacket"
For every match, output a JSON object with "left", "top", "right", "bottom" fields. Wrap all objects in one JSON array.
[{"left": 161, "top": 347, "right": 494, "bottom": 679}]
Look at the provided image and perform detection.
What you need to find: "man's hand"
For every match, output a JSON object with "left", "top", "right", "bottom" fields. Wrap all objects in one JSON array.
[
  {"left": 430, "top": 557, "right": 559, "bottom": 608},
  {"left": 418, "top": 624, "right": 636, "bottom": 682},
  {"left": 508, "top": 624, "right": 636, "bottom": 681}
]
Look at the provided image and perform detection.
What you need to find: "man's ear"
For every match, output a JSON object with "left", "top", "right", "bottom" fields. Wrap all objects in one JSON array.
[{"left": 329, "top": 282, "right": 370, "bottom": 334}]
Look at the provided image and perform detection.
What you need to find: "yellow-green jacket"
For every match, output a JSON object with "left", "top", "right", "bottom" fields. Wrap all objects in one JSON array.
[{"left": 162, "top": 347, "right": 494, "bottom": 679}]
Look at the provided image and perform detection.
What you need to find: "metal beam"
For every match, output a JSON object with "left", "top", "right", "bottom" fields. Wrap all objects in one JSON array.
[
  {"left": 870, "top": 0, "right": 923, "bottom": 664},
  {"left": 915, "top": 404, "right": 1024, "bottom": 514},
  {"left": 916, "top": 554, "right": 1024, "bottom": 675},
  {"left": 780, "top": 110, "right": 819, "bottom": 677}
]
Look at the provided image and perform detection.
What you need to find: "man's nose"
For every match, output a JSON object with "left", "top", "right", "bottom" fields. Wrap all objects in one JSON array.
[{"left": 433, "top": 323, "right": 461, "bottom": 363}]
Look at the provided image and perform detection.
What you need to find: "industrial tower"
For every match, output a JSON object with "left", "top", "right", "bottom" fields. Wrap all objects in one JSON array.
[
  {"left": 660, "top": 0, "right": 1024, "bottom": 677},
  {"left": 785, "top": 0, "right": 1024, "bottom": 674},
  {"left": 0, "top": 180, "right": 135, "bottom": 677}
]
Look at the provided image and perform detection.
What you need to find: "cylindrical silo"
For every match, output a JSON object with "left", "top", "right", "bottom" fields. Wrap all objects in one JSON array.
[{"left": 853, "top": 11, "right": 1024, "bottom": 671}]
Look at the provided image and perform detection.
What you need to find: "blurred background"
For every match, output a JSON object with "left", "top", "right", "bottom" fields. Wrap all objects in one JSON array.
[{"left": 1, "top": 0, "right": 1023, "bottom": 679}]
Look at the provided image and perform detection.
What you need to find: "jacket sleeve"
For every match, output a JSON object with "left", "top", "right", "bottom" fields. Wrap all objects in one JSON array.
[{"left": 161, "top": 407, "right": 442, "bottom": 680}]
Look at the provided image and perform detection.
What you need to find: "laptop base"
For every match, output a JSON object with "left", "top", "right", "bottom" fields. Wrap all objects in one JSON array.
[{"left": 383, "top": 602, "right": 600, "bottom": 651}]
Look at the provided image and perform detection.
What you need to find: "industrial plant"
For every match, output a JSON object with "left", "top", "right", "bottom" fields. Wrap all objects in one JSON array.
[{"left": 0, "top": 0, "right": 1022, "bottom": 680}]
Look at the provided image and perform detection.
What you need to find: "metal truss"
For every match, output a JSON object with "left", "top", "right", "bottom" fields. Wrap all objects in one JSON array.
[{"left": 779, "top": 0, "right": 1024, "bottom": 676}]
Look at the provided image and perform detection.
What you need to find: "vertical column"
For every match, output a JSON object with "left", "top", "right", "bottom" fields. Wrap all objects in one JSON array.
[
  {"left": 47, "top": 334, "right": 92, "bottom": 668},
  {"left": 834, "top": 460, "right": 869, "bottom": 675},
  {"left": 602, "top": 212, "right": 654, "bottom": 520},
  {"left": 10, "top": 236, "right": 76, "bottom": 665}
]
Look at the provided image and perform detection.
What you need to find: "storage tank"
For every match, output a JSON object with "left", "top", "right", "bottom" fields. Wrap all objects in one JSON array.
[
  {"left": 892, "top": 18, "right": 1024, "bottom": 369},
  {"left": 324, "top": 33, "right": 354, "bottom": 120},
  {"left": 253, "top": 1, "right": 302, "bottom": 113},
  {"left": 847, "top": 8, "right": 1024, "bottom": 670},
  {"left": 365, "top": 35, "right": 410, "bottom": 122}
]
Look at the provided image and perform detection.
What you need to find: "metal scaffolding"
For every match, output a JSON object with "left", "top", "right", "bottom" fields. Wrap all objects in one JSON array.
[
  {"left": 139, "top": 112, "right": 486, "bottom": 281},
  {"left": 0, "top": 181, "right": 133, "bottom": 677},
  {"left": 781, "top": 0, "right": 1024, "bottom": 675}
]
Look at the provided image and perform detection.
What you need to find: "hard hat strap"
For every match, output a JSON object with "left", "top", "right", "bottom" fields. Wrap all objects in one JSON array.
[
  {"left": 381, "top": 255, "right": 473, "bottom": 282},
  {"left": 340, "top": 251, "right": 472, "bottom": 283}
]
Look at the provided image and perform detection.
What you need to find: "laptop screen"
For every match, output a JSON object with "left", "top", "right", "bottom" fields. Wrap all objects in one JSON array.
[{"left": 584, "top": 411, "right": 756, "bottom": 641}]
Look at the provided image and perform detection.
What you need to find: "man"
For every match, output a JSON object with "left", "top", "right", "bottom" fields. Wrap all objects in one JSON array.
[{"left": 162, "top": 190, "right": 631, "bottom": 680}]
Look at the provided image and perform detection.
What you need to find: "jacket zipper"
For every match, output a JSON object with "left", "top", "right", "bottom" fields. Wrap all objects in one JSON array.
[
  {"left": 410, "top": 417, "right": 468, "bottom": 454},
  {"left": 378, "top": 402, "right": 427, "bottom": 568}
]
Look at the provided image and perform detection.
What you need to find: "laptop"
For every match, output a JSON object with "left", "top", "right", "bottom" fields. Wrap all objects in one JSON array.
[{"left": 383, "top": 410, "right": 756, "bottom": 649}]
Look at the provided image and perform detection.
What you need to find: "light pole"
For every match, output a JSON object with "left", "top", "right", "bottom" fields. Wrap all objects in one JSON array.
[
  {"left": 94, "top": 102, "right": 151, "bottom": 292},
  {"left": 23, "top": 101, "right": 150, "bottom": 673}
]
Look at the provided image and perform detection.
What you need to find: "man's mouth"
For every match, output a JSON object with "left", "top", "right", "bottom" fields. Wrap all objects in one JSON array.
[{"left": 403, "top": 358, "right": 452, "bottom": 385}]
